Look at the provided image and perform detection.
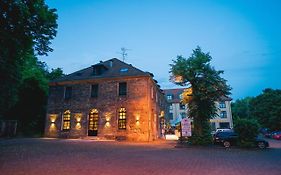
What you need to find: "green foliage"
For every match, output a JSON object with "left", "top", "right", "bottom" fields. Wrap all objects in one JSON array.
[
  {"left": 231, "top": 89, "right": 281, "bottom": 131},
  {"left": 189, "top": 121, "right": 213, "bottom": 145},
  {"left": 47, "top": 68, "right": 65, "bottom": 81},
  {"left": 9, "top": 76, "right": 48, "bottom": 136},
  {"left": 234, "top": 118, "right": 260, "bottom": 148},
  {"left": 7, "top": 55, "right": 64, "bottom": 136},
  {"left": 249, "top": 88, "right": 281, "bottom": 131},
  {"left": 0, "top": 0, "right": 57, "bottom": 118},
  {"left": 0, "top": 0, "right": 58, "bottom": 56},
  {"left": 231, "top": 97, "right": 253, "bottom": 119},
  {"left": 170, "top": 46, "right": 231, "bottom": 145}
]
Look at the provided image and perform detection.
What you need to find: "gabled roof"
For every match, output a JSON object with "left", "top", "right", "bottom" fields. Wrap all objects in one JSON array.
[
  {"left": 51, "top": 58, "right": 151, "bottom": 82},
  {"left": 163, "top": 88, "right": 232, "bottom": 103},
  {"left": 163, "top": 88, "right": 186, "bottom": 103}
]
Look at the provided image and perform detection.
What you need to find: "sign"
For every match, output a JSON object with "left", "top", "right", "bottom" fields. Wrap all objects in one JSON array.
[{"left": 181, "top": 118, "right": 192, "bottom": 137}]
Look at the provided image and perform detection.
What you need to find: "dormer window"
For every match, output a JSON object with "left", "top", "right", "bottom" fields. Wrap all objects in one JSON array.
[
  {"left": 92, "top": 64, "right": 108, "bottom": 76},
  {"left": 167, "top": 95, "right": 172, "bottom": 100}
]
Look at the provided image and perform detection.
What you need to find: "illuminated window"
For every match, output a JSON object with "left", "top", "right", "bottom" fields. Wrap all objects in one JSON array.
[
  {"left": 118, "top": 107, "right": 126, "bottom": 129},
  {"left": 119, "top": 82, "right": 127, "bottom": 96},
  {"left": 62, "top": 110, "right": 71, "bottom": 130},
  {"left": 88, "top": 109, "right": 99, "bottom": 136}
]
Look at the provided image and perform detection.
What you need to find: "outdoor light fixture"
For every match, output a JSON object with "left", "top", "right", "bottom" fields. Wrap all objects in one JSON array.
[
  {"left": 49, "top": 115, "right": 57, "bottom": 130},
  {"left": 74, "top": 114, "right": 82, "bottom": 129},
  {"left": 136, "top": 115, "right": 140, "bottom": 125},
  {"left": 76, "top": 122, "right": 82, "bottom": 130},
  {"left": 75, "top": 115, "right": 82, "bottom": 123},
  {"left": 103, "top": 112, "right": 112, "bottom": 128},
  {"left": 49, "top": 114, "right": 57, "bottom": 123},
  {"left": 105, "top": 121, "right": 111, "bottom": 128}
]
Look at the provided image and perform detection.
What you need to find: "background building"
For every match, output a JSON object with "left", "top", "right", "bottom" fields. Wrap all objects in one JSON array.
[
  {"left": 45, "top": 58, "right": 167, "bottom": 141},
  {"left": 163, "top": 88, "right": 233, "bottom": 131}
]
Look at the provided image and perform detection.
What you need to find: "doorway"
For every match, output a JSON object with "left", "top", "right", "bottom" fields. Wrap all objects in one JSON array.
[{"left": 88, "top": 109, "right": 99, "bottom": 136}]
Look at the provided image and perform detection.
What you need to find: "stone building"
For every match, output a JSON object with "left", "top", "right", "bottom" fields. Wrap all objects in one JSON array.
[
  {"left": 163, "top": 88, "right": 233, "bottom": 130},
  {"left": 45, "top": 58, "right": 167, "bottom": 141}
]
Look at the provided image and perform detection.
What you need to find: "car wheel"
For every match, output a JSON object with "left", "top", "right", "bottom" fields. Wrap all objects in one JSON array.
[
  {"left": 223, "top": 141, "right": 231, "bottom": 148},
  {"left": 258, "top": 142, "right": 266, "bottom": 149}
]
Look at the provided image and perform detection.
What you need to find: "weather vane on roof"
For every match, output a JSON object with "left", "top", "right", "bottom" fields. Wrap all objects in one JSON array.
[{"left": 118, "top": 47, "right": 131, "bottom": 62}]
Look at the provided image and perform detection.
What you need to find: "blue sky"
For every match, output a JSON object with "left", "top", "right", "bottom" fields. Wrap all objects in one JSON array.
[{"left": 43, "top": 0, "right": 281, "bottom": 100}]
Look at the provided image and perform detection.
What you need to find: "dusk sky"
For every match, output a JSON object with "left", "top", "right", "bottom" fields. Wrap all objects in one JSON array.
[{"left": 43, "top": 0, "right": 281, "bottom": 100}]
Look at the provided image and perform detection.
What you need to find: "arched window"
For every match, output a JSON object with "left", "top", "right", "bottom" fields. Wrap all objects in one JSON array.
[
  {"left": 118, "top": 107, "right": 126, "bottom": 129},
  {"left": 63, "top": 110, "right": 71, "bottom": 130},
  {"left": 88, "top": 109, "right": 99, "bottom": 136}
]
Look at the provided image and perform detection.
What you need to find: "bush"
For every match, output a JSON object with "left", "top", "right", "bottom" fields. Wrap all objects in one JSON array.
[
  {"left": 189, "top": 124, "right": 213, "bottom": 145},
  {"left": 234, "top": 118, "right": 260, "bottom": 148}
]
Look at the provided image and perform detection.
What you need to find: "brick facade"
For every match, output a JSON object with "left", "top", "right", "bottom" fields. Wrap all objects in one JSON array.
[{"left": 45, "top": 58, "right": 168, "bottom": 141}]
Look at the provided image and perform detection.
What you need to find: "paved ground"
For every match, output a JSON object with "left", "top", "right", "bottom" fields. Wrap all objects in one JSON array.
[{"left": 0, "top": 138, "right": 281, "bottom": 175}]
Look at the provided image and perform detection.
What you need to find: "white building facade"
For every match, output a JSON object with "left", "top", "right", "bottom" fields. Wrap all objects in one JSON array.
[{"left": 163, "top": 88, "right": 233, "bottom": 131}]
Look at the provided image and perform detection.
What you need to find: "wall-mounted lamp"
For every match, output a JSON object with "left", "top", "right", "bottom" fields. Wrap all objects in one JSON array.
[
  {"left": 49, "top": 114, "right": 57, "bottom": 130},
  {"left": 74, "top": 114, "right": 82, "bottom": 130},
  {"left": 104, "top": 112, "right": 111, "bottom": 128},
  {"left": 75, "top": 115, "right": 82, "bottom": 123},
  {"left": 105, "top": 121, "right": 111, "bottom": 128},
  {"left": 50, "top": 114, "right": 57, "bottom": 123},
  {"left": 50, "top": 123, "right": 55, "bottom": 128},
  {"left": 136, "top": 115, "right": 140, "bottom": 125}
]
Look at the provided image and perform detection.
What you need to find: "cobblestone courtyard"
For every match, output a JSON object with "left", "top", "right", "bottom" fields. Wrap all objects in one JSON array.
[{"left": 0, "top": 138, "right": 281, "bottom": 175}]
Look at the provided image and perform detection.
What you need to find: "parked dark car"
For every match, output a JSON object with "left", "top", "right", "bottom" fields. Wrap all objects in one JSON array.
[
  {"left": 260, "top": 128, "right": 271, "bottom": 137},
  {"left": 264, "top": 132, "right": 272, "bottom": 138},
  {"left": 213, "top": 131, "right": 269, "bottom": 149}
]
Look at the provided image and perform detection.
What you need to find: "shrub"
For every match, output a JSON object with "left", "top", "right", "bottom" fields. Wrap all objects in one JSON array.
[{"left": 234, "top": 118, "right": 260, "bottom": 148}]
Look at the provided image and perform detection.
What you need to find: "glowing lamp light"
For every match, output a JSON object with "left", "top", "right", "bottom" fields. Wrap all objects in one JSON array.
[
  {"left": 105, "top": 121, "right": 111, "bottom": 128},
  {"left": 160, "top": 111, "right": 165, "bottom": 117},
  {"left": 105, "top": 112, "right": 111, "bottom": 122},
  {"left": 76, "top": 123, "right": 82, "bottom": 130},
  {"left": 75, "top": 114, "right": 82, "bottom": 123},
  {"left": 135, "top": 115, "right": 140, "bottom": 125},
  {"left": 105, "top": 117, "right": 110, "bottom": 122},
  {"left": 50, "top": 114, "right": 57, "bottom": 123}
]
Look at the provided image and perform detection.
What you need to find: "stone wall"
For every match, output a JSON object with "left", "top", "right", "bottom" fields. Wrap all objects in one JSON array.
[{"left": 45, "top": 76, "right": 167, "bottom": 141}]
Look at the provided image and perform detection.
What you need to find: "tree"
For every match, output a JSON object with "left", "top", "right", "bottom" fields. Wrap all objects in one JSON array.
[
  {"left": 47, "top": 68, "right": 65, "bottom": 81},
  {"left": 7, "top": 55, "right": 64, "bottom": 136},
  {"left": 249, "top": 88, "right": 281, "bottom": 131},
  {"left": 231, "top": 97, "right": 253, "bottom": 123},
  {"left": 0, "top": 0, "right": 57, "bottom": 118},
  {"left": 170, "top": 46, "right": 231, "bottom": 145},
  {"left": 234, "top": 118, "right": 260, "bottom": 147}
]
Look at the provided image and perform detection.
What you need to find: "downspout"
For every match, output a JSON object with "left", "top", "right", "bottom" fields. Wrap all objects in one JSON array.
[{"left": 147, "top": 77, "right": 151, "bottom": 142}]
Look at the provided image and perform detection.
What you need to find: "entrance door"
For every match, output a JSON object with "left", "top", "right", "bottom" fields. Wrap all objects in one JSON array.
[{"left": 88, "top": 109, "right": 99, "bottom": 136}]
